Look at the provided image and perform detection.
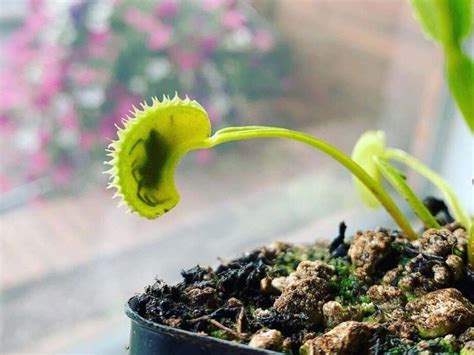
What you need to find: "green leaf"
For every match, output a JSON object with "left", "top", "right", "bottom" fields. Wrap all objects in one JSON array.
[
  {"left": 411, "top": 0, "right": 474, "bottom": 132},
  {"left": 410, "top": 0, "right": 473, "bottom": 45},
  {"left": 449, "top": 0, "right": 473, "bottom": 41},
  {"left": 351, "top": 131, "right": 385, "bottom": 208},
  {"left": 374, "top": 157, "right": 440, "bottom": 229},
  {"left": 446, "top": 53, "right": 474, "bottom": 133},
  {"left": 410, "top": 0, "right": 444, "bottom": 42}
]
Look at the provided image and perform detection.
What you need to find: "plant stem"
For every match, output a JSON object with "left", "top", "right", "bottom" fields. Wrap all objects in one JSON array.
[
  {"left": 201, "top": 127, "right": 417, "bottom": 240},
  {"left": 384, "top": 148, "right": 471, "bottom": 230},
  {"left": 374, "top": 157, "right": 440, "bottom": 229}
]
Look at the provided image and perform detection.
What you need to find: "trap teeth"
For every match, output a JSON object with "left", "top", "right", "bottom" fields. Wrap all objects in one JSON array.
[{"left": 104, "top": 94, "right": 209, "bottom": 218}]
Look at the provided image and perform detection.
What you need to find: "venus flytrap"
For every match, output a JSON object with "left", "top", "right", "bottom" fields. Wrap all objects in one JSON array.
[
  {"left": 352, "top": 130, "right": 473, "bottom": 266},
  {"left": 105, "top": 94, "right": 416, "bottom": 239},
  {"left": 105, "top": 95, "right": 211, "bottom": 219},
  {"left": 105, "top": 94, "right": 474, "bottom": 268}
]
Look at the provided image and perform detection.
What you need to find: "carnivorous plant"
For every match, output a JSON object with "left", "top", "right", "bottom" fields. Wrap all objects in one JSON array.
[
  {"left": 105, "top": 94, "right": 472, "bottom": 264},
  {"left": 106, "top": 0, "right": 474, "bottom": 268}
]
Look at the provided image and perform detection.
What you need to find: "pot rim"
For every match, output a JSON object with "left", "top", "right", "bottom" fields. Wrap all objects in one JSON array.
[{"left": 125, "top": 296, "right": 280, "bottom": 354}]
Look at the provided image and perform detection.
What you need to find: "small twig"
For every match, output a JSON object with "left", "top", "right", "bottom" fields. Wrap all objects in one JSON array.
[
  {"left": 189, "top": 315, "right": 248, "bottom": 340},
  {"left": 209, "top": 319, "right": 248, "bottom": 340},
  {"left": 236, "top": 307, "right": 245, "bottom": 334}
]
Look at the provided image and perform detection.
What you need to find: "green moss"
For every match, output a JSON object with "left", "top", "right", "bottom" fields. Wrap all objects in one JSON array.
[
  {"left": 362, "top": 314, "right": 378, "bottom": 323},
  {"left": 368, "top": 332, "right": 418, "bottom": 354},
  {"left": 405, "top": 292, "right": 417, "bottom": 302},
  {"left": 439, "top": 338, "right": 458, "bottom": 354},
  {"left": 360, "top": 301, "right": 376, "bottom": 315},
  {"left": 383, "top": 344, "right": 417, "bottom": 355},
  {"left": 375, "top": 334, "right": 460, "bottom": 354},
  {"left": 299, "top": 343, "right": 311, "bottom": 355},
  {"left": 271, "top": 245, "right": 328, "bottom": 277},
  {"left": 328, "top": 257, "right": 370, "bottom": 306},
  {"left": 209, "top": 329, "right": 245, "bottom": 344},
  {"left": 209, "top": 329, "right": 230, "bottom": 340},
  {"left": 453, "top": 246, "right": 465, "bottom": 258},
  {"left": 337, "top": 274, "right": 358, "bottom": 301},
  {"left": 419, "top": 337, "right": 459, "bottom": 354}
]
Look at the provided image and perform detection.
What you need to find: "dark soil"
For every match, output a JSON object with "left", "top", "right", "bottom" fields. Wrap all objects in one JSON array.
[{"left": 135, "top": 218, "right": 474, "bottom": 354}]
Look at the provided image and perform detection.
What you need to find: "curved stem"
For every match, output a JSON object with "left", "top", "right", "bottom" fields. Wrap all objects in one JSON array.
[
  {"left": 200, "top": 126, "right": 417, "bottom": 239},
  {"left": 374, "top": 157, "right": 440, "bottom": 229},
  {"left": 385, "top": 148, "right": 471, "bottom": 230}
]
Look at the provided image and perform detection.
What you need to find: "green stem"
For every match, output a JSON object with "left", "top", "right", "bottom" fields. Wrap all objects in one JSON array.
[
  {"left": 200, "top": 127, "right": 417, "bottom": 240},
  {"left": 374, "top": 157, "right": 440, "bottom": 229},
  {"left": 385, "top": 148, "right": 471, "bottom": 230},
  {"left": 215, "top": 126, "right": 268, "bottom": 135}
]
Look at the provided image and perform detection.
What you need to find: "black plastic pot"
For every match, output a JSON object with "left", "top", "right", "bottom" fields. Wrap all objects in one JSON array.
[{"left": 125, "top": 296, "right": 280, "bottom": 355}]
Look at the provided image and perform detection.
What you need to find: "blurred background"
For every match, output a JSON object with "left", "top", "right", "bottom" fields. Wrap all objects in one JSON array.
[{"left": 0, "top": 0, "right": 471, "bottom": 353}]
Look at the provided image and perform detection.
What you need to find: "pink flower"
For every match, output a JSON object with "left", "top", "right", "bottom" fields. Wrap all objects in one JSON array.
[
  {"left": 169, "top": 47, "right": 202, "bottom": 71},
  {"left": 200, "top": 35, "right": 219, "bottom": 54},
  {"left": 38, "top": 128, "right": 51, "bottom": 146},
  {"left": 0, "top": 71, "right": 24, "bottom": 110},
  {"left": 30, "top": 151, "right": 50, "bottom": 175},
  {"left": 123, "top": 8, "right": 156, "bottom": 33},
  {"left": 30, "top": 0, "right": 45, "bottom": 13},
  {"left": 88, "top": 29, "right": 111, "bottom": 57},
  {"left": 156, "top": 0, "right": 179, "bottom": 18},
  {"left": 89, "top": 29, "right": 111, "bottom": 45},
  {"left": 53, "top": 163, "right": 73, "bottom": 186},
  {"left": 221, "top": 9, "right": 246, "bottom": 30},
  {"left": 0, "top": 174, "right": 12, "bottom": 193},
  {"left": 34, "top": 67, "right": 65, "bottom": 110},
  {"left": 60, "top": 111, "right": 79, "bottom": 130},
  {"left": 148, "top": 25, "right": 172, "bottom": 51},
  {"left": 23, "top": 10, "right": 49, "bottom": 37},
  {"left": 0, "top": 115, "right": 16, "bottom": 136},
  {"left": 34, "top": 48, "right": 66, "bottom": 110},
  {"left": 80, "top": 131, "right": 96, "bottom": 150},
  {"left": 5, "top": 39, "right": 35, "bottom": 67},
  {"left": 74, "top": 67, "right": 97, "bottom": 86},
  {"left": 254, "top": 31, "right": 274, "bottom": 52},
  {"left": 202, "top": 0, "right": 225, "bottom": 11}
]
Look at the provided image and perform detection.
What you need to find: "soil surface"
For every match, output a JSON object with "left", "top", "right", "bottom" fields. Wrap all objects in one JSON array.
[{"left": 136, "top": 217, "right": 474, "bottom": 354}]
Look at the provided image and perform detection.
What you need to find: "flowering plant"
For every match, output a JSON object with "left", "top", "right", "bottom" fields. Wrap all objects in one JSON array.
[{"left": 0, "top": 0, "right": 291, "bottom": 194}]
